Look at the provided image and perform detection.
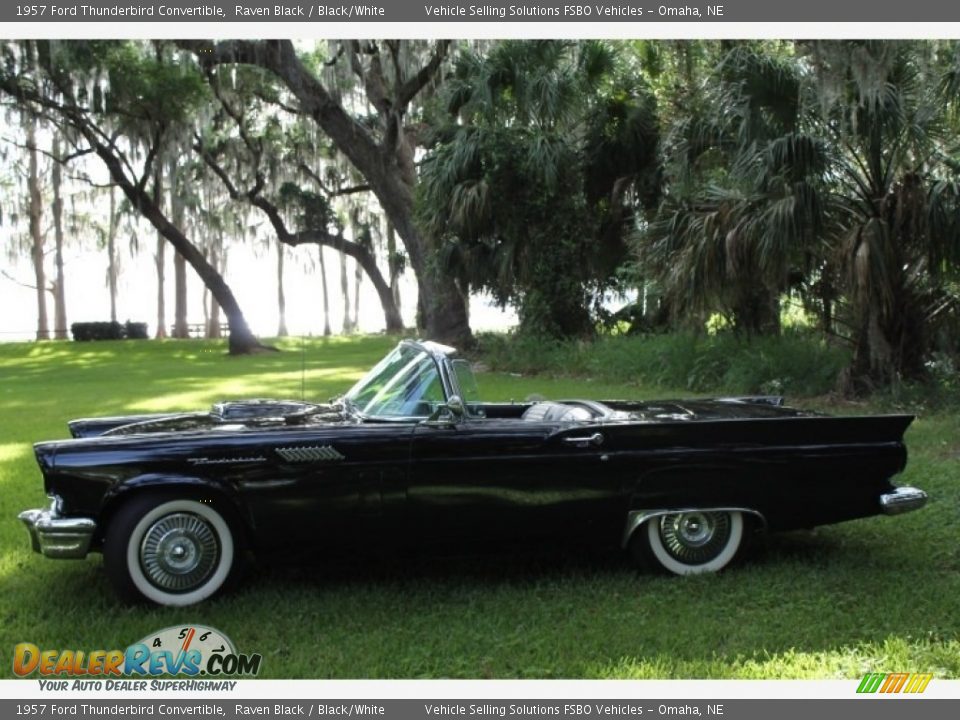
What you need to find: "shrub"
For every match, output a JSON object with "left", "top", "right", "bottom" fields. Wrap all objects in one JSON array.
[
  {"left": 124, "top": 321, "right": 149, "bottom": 340},
  {"left": 476, "top": 331, "right": 851, "bottom": 398},
  {"left": 71, "top": 321, "right": 149, "bottom": 342}
]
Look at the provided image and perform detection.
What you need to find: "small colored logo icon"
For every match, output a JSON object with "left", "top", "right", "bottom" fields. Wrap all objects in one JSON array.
[{"left": 857, "top": 672, "right": 932, "bottom": 694}]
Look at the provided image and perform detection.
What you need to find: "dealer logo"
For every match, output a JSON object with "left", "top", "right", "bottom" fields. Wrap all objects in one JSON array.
[
  {"left": 856, "top": 672, "right": 932, "bottom": 694},
  {"left": 13, "top": 624, "right": 262, "bottom": 679}
]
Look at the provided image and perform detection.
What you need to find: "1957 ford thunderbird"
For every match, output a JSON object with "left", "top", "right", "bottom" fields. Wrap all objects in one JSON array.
[{"left": 20, "top": 339, "right": 927, "bottom": 605}]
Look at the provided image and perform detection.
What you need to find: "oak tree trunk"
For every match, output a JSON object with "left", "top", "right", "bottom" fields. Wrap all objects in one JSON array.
[
  {"left": 173, "top": 252, "right": 188, "bottom": 338},
  {"left": 90, "top": 142, "right": 260, "bottom": 353},
  {"left": 153, "top": 165, "right": 167, "bottom": 339},
  {"left": 155, "top": 234, "right": 167, "bottom": 339},
  {"left": 386, "top": 222, "right": 402, "bottom": 314}
]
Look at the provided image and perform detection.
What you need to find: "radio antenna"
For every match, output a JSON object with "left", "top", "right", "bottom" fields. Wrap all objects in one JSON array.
[{"left": 300, "top": 334, "right": 306, "bottom": 401}]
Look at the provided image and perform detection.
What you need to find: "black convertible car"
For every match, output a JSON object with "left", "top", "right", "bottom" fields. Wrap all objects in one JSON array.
[{"left": 20, "top": 339, "right": 926, "bottom": 605}]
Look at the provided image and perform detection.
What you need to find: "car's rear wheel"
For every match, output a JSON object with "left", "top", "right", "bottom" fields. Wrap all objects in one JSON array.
[
  {"left": 104, "top": 495, "right": 238, "bottom": 606},
  {"left": 633, "top": 510, "right": 744, "bottom": 575}
]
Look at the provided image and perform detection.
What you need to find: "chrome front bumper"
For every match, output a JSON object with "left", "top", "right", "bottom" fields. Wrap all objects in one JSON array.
[
  {"left": 19, "top": 502, "right": 96, "bottom": 559},
  {"left": 879, "top": 486, "right": 928, "bottom": 516}
]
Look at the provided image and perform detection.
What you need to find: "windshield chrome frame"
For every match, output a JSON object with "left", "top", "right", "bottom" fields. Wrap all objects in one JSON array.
[{"left": 341, "top": 340, "right": 469, "bottom": 423}]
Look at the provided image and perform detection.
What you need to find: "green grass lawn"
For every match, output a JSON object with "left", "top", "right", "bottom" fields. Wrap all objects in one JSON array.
[{"left": 1, "top": 336, "right": 958, "bottom": 679}]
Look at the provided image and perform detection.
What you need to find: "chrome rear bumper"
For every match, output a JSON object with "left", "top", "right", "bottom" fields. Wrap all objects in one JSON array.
[
  {"left": 19, "top": 502, "right": 96, "bottom": 559},
  {"left": 879, "top": 486, "right": 928, "bottom": 516}
]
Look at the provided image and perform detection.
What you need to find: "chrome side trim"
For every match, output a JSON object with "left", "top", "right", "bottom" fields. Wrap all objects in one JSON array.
[
  {"left": 18, "top": 501, "right": 96, "bottom": 559},
  {"left": 238, "top": 479, "right": 298, "bottom": 490},
  {"left": 879, "top": 486, "right": 928, "bottom": 515},
  {"left": 188, "top": 456, "right": 267, "bottom": 465},
  {"left": 563, "top": 432, "right": 604, "bottom": 447},
  {"left": 622, "top": 507, "right": 766, "bottom": 548}
]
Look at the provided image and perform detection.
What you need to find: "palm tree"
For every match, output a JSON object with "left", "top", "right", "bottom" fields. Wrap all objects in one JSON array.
[
  {"left": 806, "top": 40, "right": 960, "bottom": 388},
  {"left": 639, "top": 43, "right": 827, "bottom": 336},
  {"left": 639, "top": 40, "right": 960, "bottom": 388}
]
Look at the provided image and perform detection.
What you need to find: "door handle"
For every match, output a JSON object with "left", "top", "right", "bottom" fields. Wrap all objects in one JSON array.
[{"left": 563, "top": 432, "right": 604, "bottom": 447}]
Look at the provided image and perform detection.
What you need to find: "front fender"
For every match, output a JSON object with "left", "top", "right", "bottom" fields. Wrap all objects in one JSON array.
[{"left": 96, "top": 474, "right": 252, "bottom": 549}]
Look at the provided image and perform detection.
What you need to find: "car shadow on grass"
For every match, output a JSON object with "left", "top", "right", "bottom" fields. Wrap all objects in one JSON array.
[
  {"left": 249, "top": 535, "right": 630, "bottom": 589},
  {"left": 243, "top": 526, "right": 862, "bottom": 595}
]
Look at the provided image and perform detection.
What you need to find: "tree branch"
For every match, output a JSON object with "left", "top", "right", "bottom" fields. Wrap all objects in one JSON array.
[
  {"left": 195, "top": 138, "right": 244, "bottom": 200},
  {"left": 396, "top": 40, "right": 451, "bottom": 109},
  {"left": 0, "top": 137, "right": 95, "bottom": 165},
  {"left": 178, "top": 39, "right": 387, "bottom": 195},
  {"left": 1, "top": 268, "right": 54, "bottom": 294},
  {"left": 297, "top": 162, "right": 371, "bottom": 197},
  {"left": 195, "top": 134, "right": 401, "bottom": 330}
]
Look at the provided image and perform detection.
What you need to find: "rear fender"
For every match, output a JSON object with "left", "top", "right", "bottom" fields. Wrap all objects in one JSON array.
[
  {"left": 629, "top": 463, "right": 756, "bottom": 508},
  {"left": 624, "top": 464, "right": 768, "bottom": 547},
  {"left": 621, "top": 507, "right": 767, "bottom": 548}
]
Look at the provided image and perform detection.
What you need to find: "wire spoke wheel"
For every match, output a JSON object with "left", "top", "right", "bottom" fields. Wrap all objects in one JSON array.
[
  {"left": 139, "top": 512, "right": 220, "bottom": 593},
  {"left": 639, "top": 509, "right": 745, "bottom": 575},
  {"left": 658, "top": 511, "right": 731, "bottom": 565}
]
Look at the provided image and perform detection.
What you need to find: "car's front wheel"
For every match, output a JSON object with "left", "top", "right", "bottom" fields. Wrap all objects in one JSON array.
[
  {"left": 633, "top": 510, "right": 744, "bottom": 575},
  {"left": 104, "top": 495, "right": 238, "bottom": 606}
]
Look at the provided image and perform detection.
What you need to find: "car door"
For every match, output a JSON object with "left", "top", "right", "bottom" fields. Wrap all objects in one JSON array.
[
  {"left": 236, "top": 423, "right": 414, "bottom": 551},
  {"left": 406, "top": 416, "right": 624, "bottom": 546}
]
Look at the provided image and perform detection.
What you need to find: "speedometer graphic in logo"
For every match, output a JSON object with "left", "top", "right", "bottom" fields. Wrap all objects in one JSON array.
[
  {"left": 135, "top": 625, "right": 235, "bottom": 674},
  {"left": 130, "top": 624, "right": 261, "bottom": 676}
]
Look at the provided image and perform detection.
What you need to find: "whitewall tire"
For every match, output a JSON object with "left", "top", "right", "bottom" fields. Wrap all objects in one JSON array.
[
  {"left": 104, "top": 496, "right": 237, "bottom": 606},
  {"left": 642, "top": 510, "right": 744, "bottom": 575}
]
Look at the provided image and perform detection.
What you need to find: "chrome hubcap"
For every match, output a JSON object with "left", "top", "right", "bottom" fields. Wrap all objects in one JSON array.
[
  {"left": 140, "top": 513, "right": 218, "bottom": 592},
  {"left": 659, "top": 511, "right": 731, "bottom": 564}
]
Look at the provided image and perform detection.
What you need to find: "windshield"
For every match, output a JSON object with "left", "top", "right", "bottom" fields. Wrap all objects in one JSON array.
[{"left": 343, "top": 344, "right": 445, "bottom": 419}]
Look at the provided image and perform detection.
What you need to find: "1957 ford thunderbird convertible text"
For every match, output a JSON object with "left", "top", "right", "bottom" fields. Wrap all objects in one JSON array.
[{"left": 19, "top": 340, "right": 927, "bottom": 605}]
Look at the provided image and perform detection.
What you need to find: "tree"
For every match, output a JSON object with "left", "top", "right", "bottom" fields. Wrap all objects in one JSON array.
[
  {"left": 25, "top": 106, "right": 48, "bottom": 340},
  {"left": 637, "top": 43, "right": 825, "bottom": 336},
  {"left": 50, "top": 135, "right": 68, "bottom": 339},
  {"left": 807, "top": 41, "right": 960, "bottom": 388},
  {"left": 191, "top": 66, "right": 404, "bottom": 335},
  {"left": 318, "top": 246, "right": 332, "bottom": 336},
  {"left": 276, "top": 241, "right": 289, "bottom": 337},
  {"left": 637, "top": 40, "right": 960, "bottom": 389},
  {"left": 105, "top": 185, "right": 120, "bottom": 322},
  {"left": 0, "top": 40, "right": 266, "bottom": 353},
  {"left": 167, "top": 159, "right": 189, "bottom": 340},
  {"left": 179, "top": 40, "right": 470, "bottom": 345},
  {"left": 419, "top": 40, "right": 661, "bottom": 338}
]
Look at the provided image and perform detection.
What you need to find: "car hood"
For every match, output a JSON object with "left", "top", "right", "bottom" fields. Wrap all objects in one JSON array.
[{"left": 68, "top": 399, "right": 346, "bottom": 438}]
